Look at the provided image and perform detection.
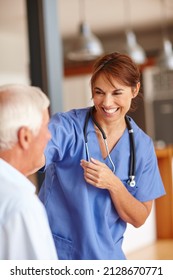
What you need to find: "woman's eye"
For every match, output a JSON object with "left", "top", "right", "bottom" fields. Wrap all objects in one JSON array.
[
  {"left": 95, "top": 91, "right": 103, "bottom": 95},
  {"left": 113, "top": 91, "right": 122, "bottom": 95}
]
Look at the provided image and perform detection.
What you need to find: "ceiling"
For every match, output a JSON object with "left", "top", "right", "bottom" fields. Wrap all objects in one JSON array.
[
  {"left": 0, "top": 0, "right": 173, "bottom": 38},
  {"left": 58, "top": 0, "right": 173, "bottom": 38},
  {"left": 0, "top": 0, "right": 173, "bottom": 74}
]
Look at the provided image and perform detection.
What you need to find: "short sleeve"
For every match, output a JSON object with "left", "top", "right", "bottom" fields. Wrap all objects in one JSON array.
[{"left": 135, "top": 140, "right": 166, "bottom": 202}]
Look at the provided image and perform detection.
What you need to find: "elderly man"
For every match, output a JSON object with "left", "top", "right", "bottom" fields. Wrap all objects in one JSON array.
[{"left": 0, "top": 84, "right": 57, "bottom": 259}]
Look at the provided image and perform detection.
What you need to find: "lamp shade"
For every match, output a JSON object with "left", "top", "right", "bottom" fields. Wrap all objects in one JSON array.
[
  {"left": 125, "top": 30, "right": 146, "bottom": 65},
  {"left": 157, "top": 38, "right": 173, "bottom": 70},
  {"left": 67, "top": 22, "right": 104, "bottom": 61}
]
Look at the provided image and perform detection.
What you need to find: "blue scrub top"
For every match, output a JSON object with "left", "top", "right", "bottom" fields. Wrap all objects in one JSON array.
[{"left": 39, "top": 107, "right": 165, "bottom": 260}]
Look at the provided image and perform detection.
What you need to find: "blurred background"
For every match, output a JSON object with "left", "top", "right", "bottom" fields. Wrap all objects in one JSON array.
[{"left": 0, "top": 0, "right": 173, "bottom": 259}]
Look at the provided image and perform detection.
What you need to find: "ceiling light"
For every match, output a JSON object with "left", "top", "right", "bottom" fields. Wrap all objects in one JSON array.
[
  {"left": 67, "top": 22, "right": 104, "bottom": 61},
  {"left": 122, "top": 0, "right": 146, "bottom": 65},
  {"left": 157, "top": 38, "right": 173, "bottom": 70},
  {"left": 67, "top": 0, "right": 104, "bottom": 61},
  {"left": 125, "top": 30, "right": 146, "bottom": 65},
  {"left": 157, "top": 0, "right": 173, "bottom": 70}
]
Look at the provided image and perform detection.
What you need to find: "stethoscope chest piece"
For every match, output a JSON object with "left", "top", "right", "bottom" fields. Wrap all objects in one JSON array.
[{"left": 127, "top": 176, "right": 136, "bottom": 187}]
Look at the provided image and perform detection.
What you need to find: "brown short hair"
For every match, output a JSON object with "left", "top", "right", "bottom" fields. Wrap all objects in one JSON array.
[{"left": 90, "top": 52, "right": 142, "bottom": 111}]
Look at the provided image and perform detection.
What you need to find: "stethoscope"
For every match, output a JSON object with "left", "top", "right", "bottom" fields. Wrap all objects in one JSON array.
[{"left": 83, "top": 106, "right": 136, "bottom": 187}]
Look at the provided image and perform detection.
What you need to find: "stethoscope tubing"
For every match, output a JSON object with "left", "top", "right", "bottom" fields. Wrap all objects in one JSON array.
[{"left": 83, "top": 106, "right": 136, "bottom": 187}]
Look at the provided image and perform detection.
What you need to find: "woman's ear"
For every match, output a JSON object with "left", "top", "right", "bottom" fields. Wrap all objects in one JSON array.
[
  {"left": 132, "top": 82, "right": 141, "bottom": 98},
  {"left": 18, "top": 127, "right": 33, "bottom": 150}
]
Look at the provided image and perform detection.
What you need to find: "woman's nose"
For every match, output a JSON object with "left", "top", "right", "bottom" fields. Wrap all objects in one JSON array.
[{"left": 103, "top": 94, "right": 113, "bottom": 107}]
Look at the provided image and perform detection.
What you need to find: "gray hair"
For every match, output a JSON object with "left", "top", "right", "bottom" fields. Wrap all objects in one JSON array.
[{"left": 0, "top": 84, "right": 50, "bottom": 150}]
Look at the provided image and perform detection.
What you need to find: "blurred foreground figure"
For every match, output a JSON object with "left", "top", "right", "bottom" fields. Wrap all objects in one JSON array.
[{"left": 0, "top": 84, "right": 58, "bottom": 260}]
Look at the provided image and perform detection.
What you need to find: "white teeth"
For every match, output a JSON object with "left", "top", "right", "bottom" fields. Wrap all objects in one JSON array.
[{"left": 103, "top": 108, "right": 118, "bottom": 114}]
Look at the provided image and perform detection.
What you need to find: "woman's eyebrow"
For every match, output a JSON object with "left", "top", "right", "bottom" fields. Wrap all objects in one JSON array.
[
  {"left": 112, "top": 88, "right": 124, "bottom": 92},
  {"left": 94, "top": 86, "right": 124, "bottom": 93},
  {"left": 94, "top": 87, "right": 105, "bottom": 93},
  {"left": 94, "top": 87, "right": 103, "bottom": 91}
]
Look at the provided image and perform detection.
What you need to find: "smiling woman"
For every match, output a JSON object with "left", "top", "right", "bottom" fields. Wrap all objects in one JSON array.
[{"left": 39, "top": 51, "right": 165, "bottom": 260}]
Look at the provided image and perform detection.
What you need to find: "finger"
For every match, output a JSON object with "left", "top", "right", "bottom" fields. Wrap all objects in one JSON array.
[
  {"left": 80, "top": 160, "right": 99, "bottom": 171},
  {"left": 80, "top": 159, "right": 89, "bottom": 167},
  {"left": 84, "top": 173, "right": 100, "bottom": 186},
  {"left": 81, "top": 158, "right": 103, "bottom": 167},
  {"left": 84, "top": 168, "right": 98, "bottom": 178},
  {"left": 90, "top": 158, "right": 107, "bottom": 167}
]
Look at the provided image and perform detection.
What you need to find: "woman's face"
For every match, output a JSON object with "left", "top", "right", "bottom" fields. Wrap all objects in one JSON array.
[{"left": 92, "top": 74, "right": 140, "bottom": 124}]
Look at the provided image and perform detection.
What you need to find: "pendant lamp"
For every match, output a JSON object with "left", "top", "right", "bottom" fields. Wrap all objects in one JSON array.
[
  {"left": 157, "top": 38, "right": 173, "bottom": 70},
  {"left": 67, "top": 0, "right": 104, "bottom": 61},
  {"left": 123, "top": 0, "right": 146, "bottom": 64},
  {"left": 157, "top": 0, "right": 173, "bottom": 70},
  {"left": 125, "top": 29, "right": 146, "bottom": 64}
]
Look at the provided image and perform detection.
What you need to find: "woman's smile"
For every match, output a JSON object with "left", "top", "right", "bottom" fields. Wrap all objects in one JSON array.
[{"left": 102, "top": 107, "right": 120, "bottom": 116}]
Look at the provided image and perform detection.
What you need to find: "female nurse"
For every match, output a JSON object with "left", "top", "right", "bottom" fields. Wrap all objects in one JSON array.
[{"left": 39, "top": 52, "right": 165, "bottom": 260}]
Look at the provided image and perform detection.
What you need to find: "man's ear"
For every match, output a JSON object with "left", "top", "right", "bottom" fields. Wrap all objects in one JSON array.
[
  {"left": 18, "top": 127, "right": 33, "bottom": 150},
  {"left": 132, "top": 82, "right": 140, "bottom": 98}
]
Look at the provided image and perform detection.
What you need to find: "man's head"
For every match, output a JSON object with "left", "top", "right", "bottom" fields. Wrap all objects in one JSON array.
[{"left": 0, "top": 84, "right": 51, "bottom": 176}]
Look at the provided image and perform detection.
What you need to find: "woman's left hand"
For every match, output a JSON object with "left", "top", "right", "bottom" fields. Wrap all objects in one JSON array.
[
  {"left": 80, "top": 157, "right": 116, "bottom": 190},
  {"left": 80, "top": 158, "right": 153, "bottom": 227}
]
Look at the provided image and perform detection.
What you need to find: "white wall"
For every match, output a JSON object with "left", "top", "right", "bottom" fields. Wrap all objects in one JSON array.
[
  {"left": 0, "top": 0, "right": 30, "bottom": 85},
  {"left": 63, "top": 75, "right": 93, "bottom": 111},
  {"left": 123, "top": 205, "right": 157, "bottom": 255}
]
